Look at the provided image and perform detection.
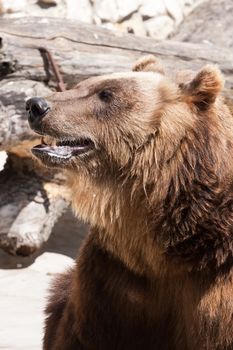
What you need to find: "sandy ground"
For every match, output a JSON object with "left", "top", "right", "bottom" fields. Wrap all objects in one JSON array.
[
  {"left": 0, "top": 151, "right": 7, "bottom": 171},
  {"left": 0, "top": 209, "right": 88, "bottom": 350}
]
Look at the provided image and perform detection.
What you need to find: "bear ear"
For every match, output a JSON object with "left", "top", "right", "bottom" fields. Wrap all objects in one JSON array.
[
  {"left": 180, "top": 65, "right": 224, "bottom": 110},
  {"left": 132, "top": 55, "right": 165, "bottom": 75}
]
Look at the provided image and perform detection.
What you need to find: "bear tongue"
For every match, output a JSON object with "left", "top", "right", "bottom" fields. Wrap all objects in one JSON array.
[
  {"left": 47, "top": 145, "right": 73, "bottom": 157},
  {"left": 50, "top": 144, "right": 88, "bottom": 156},
  {"left": 32, "top": 144, "right": 72, "bottom": 158}
]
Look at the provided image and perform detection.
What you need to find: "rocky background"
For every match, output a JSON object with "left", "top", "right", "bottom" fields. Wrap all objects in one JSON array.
[{"left": 0, "top": 0, "right": 202, "bottom": 40}]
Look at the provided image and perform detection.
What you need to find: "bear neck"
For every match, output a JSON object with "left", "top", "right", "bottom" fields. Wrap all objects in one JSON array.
[
  {"left": 69, "top": 110, "right": 233, "bottom": 277},
  {"left": 149, "top": 117, "right": 233, "bottom": 275}
]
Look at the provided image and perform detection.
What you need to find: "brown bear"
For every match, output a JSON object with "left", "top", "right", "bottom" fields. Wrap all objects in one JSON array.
[{"left": 27, "top": 56, "right": 233, "bottom": 350}]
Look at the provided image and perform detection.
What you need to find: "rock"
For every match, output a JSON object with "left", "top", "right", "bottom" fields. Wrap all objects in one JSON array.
[
  {"left": 184, "top": 0, "right": 196, "bottom": 5},
  {"left": 164, "top": 0, "right": 183, "bottom": 24},
  {"left": 145, "top": 15, "right": 175, "bottom": 40},
  {"left": 102, "top": 12, "right": 146, "bottom": 37},
  {"left": 93, "top": 14, "right": 102, "bottom": 25},
  {"left": 172, "top": 0, "right": 233, "bottom": 49},
  {"left": 0, "top": 0, "right": 26, "bottom": 13},
  {"left": 94, "top": 0, "right": 140, "bottom": 23},
  {"left": 94, "top": 0, "right": 118, "bottom": 22},
  {"left": 139, "top": 0, "right": 166, "bottom": 19},
  {"left": 115, "top": 0, "right": 140, "bottom": 21},
  {"left": 1, "top": 0, "right": 66, "bottom": 18},
  {"left": 182, "top": 0, "right": 202, "bottom": 16},
  {"left": 38, "top": 0, "right": 58, "bottom": 6},
  {"left": 101, "top": 22, "right": 117, "bottom": 31},
  {"left": 177, "top": 0, "right": 194, "bottom": 5},
  {"left": 66, "top": 0, "right": 93, "bottom": 23},
  {"left": 30, "top": 252, "right": 74, "bottom": 274},
  {"left": 118, "top": 12, "right": 146, "bottom": 37}
]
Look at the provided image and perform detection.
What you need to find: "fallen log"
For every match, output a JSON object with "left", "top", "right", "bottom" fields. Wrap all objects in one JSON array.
[
  {"left": 0, "top": 154, "right": 70, "bottom": 256},
  {"left": 0, "top": 79, "right": 51, "bottom": 151},
  {"left": 0, "top": 17, "right": 232, "bottom": 255}
]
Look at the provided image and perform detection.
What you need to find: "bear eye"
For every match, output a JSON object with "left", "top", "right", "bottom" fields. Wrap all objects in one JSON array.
[{"left": 98, "top": 90, "right": 113, "bottom": 102}]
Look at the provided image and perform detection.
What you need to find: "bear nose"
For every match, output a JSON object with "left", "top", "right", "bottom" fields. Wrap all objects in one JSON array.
[{"left": 26, "top": 97, "right": 50, "bottom": 126}]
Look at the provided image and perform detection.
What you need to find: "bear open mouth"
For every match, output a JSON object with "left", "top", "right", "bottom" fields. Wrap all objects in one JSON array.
[{"left": 32, "top": 137, "right": 94, "bottom": 160}]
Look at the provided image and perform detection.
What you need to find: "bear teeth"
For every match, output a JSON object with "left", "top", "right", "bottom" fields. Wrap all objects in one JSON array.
[
  {"left": 56, "top": 139, "right": 92, "bottom": 147},
  {"left": 41, "top": 136, "right": 56, "bottom": 147}
]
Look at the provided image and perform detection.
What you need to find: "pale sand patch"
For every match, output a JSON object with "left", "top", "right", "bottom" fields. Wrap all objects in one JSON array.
[
  {"left": 0, "top": 151, "right": 7, "bottom": 171},
  {"left": 0, "top": 252, "right": 74, "bottom": 350},
  {"left": 0, "top": 210, "right": 87, "bottom": 350}
]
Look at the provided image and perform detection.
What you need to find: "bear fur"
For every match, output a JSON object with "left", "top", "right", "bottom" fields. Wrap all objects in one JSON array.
[{"left": 29, "top": 56, "right": 233, "bottom": 350}]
